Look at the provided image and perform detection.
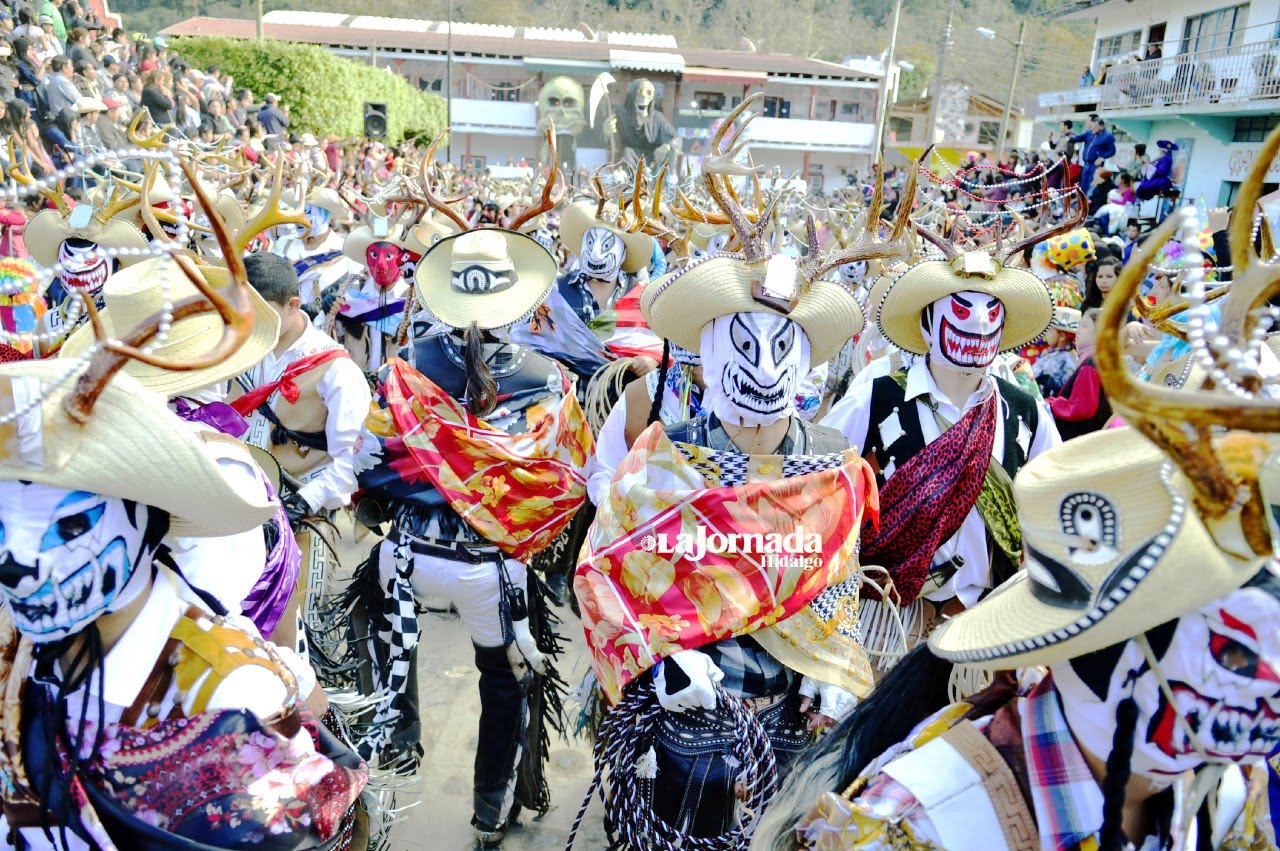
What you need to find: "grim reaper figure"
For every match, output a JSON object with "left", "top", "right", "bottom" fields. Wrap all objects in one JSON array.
[{"left": 606, "top": 78, "right": 681, "bottom": 174}]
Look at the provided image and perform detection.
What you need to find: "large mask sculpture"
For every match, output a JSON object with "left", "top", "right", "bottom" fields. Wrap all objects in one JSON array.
[
  {"left": 536, "top": 76, "right": 587, "bottom": 170},
  {"left": 607, "top": 78, "right": 681, "bottom": 174}
]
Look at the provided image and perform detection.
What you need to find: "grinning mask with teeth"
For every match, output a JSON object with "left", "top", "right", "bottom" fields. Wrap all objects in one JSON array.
[
  {"left": 58, "top": 238, "right": 118, "bottom": 306},
  {"left": 580, "top": 227, "right": 625, "bottom": 283},
  {"left": 0, "top": 482, "right": 158, "bottom": 642},
  {"left": 1054, "top": 570, "right": 1280, "bottom": 782},
  {"left": 923, "top": 290, "right": 1005, "bottom": 376},
  {"left": 700, "top": 312, "right": 811, "bottom": 428}
]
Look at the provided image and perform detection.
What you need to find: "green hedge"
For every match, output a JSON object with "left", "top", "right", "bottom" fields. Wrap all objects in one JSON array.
[{"left": 172, "top": 36, "right": 446, "bottom": 144}]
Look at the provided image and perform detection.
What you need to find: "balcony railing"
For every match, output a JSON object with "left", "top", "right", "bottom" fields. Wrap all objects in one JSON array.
[{"left": 1040, "top": 38, "right": 1280, "bottom": 113}]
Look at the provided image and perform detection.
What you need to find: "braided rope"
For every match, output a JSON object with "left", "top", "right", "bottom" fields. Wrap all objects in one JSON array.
[{"left": 564, "top": 679, "right": 779, "bottom": 851}]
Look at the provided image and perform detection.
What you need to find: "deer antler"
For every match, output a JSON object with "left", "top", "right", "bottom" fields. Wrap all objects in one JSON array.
[
  {"left": 94, "top": 182, "right": 138, "bottom": 224},
  {"left": 63, "top": 161, "right": 256, "bottom": 422},
  {"left": 1095, "top": 207, "right": 1280, "bottom": 557},
  {"left": 233, "top": 156, "right": 309, "bottom": 255},
  {"left": 509, "top": 124, "right": 565, "bottom": 233},
  {"left": 127, "top": 111, "right": 172, "bottom": 150},
  {"left": 998, "top": 185, "right": 1087, "bottom": 262},
  {"left": 418, "top": 129, "right": 471, "bottom": 232},
  {"left": 699, "top": 94, "right": 771, "bottom": 261},
  {"left": 7, "top": 137, "right": 70, "bottom": 215}
]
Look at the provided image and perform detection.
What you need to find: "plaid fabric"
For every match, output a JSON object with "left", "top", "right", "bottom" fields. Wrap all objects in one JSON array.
[
  {"left": 700, "top": 635, "right": 793, "bottom": 698},
  {"left": 1023, "top": 677, "right": 1105, "bottom": 851}
]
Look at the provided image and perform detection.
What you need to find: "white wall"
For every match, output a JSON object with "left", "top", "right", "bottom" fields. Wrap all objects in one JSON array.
[{"left": 1091, "top": 0, "right": 1280, "bottom": 51}]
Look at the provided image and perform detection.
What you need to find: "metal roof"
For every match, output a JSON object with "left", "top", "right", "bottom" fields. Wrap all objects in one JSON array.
[{"left": 160, "top": 15, "right": 881, "bottom": 81}]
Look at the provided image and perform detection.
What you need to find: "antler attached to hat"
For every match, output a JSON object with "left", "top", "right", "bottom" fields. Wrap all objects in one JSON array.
[{"left": 1095, "top": 123, "right": 1280, "bottom": 561}]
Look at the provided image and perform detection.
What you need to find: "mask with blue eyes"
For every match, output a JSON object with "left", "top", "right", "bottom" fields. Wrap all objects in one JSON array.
[{"left": 0, "top": 482, "right": 155, "bottom": 641}]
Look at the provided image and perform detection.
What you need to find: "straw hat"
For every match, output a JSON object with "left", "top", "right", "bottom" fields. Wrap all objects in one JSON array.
[
  {"left": 343, "top": 219, "right": 419, "bottom": 264},
  {"left": 1049, "top": 305, "right": 1081, "bottom": 333},
  {"left": 59, "top": 257, "right": 279, "bottom": 398},
  {"left": 304, "top": 186, "right": 349, "bottom": 226},
  {"left": 640, "top": 253, "right": 864, "bottom": 365},
  {"left": 410, "top": 212, "right": 462, "bottom": 248},
  {"left": 877, "top": 254, "right": 1054, "bottom": 355},
  {"left": 0, "top": 360, "right": 277, "bottom": 538},
  {"left": 25, "top": 207, "right": 150, "bottom": 272},
  {"left": 928, "top": 427, "right": 1273, "bottom": 668},
  {"left": 559, "top": 201, "right": 653, "bottom": 274},
  {"left": 686, "top": 222, "right": 731, "bottom": 252},
  {"left": 414, "top": 229, "right": 557, "bottom": 331}
]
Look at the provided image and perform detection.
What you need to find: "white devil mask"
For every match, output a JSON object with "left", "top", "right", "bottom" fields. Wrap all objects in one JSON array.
[
  {"left": 700, "top": 312, "right": 810, "bottom": 428},
  {"left": 303, "top": 203, "right": 333, "bottom": 238},
  {"left": 580, "top": 226, "right": 625, "bottom": 283},
  {"left": 1054, "top": 572, "right": 1280, "bottom": 783},
  {"left": 923, "top": 290, "right": 1006, "bottom": 375},
  {"left": 58, "top": 238, "right": 116, "bottom": 305},
  {"left": 0, "top": 482, "right": 157, "bottom": 642}
]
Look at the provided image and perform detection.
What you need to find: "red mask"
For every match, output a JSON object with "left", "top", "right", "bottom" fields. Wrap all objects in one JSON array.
[{"left": 366, "top": 242, "right": 403, "bottom": 289}]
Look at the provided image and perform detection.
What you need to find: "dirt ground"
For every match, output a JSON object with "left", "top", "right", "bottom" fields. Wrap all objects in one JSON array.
[{"left": 332, "top": 524, "right": 610, "bottom": 850}]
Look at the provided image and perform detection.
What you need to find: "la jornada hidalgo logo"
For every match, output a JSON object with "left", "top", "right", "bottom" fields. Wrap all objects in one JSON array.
[{"left": 638, "top": 525, "right": 823, "bottom": 568}]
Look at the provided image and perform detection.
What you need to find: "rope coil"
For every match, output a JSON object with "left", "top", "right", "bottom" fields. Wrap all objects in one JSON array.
[{"left": 565, "top": 678, "right": 779, "bottom": 851}]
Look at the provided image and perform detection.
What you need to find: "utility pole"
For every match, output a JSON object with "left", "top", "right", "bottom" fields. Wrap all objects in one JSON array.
[
  {"left": 924, "top": 0, "right": 957, "bottom": 147},
  {"left": 255, "top": 0, "right": 263, "bottom": 40},
  {"left": 446, "top": 0, "right": 454, "bottom": 163},
  {"left": 995, "top": 20, "right": 1027, "bottom": 165},
  {"left": 872, "top": 0, "right": 903, "bottom": 155}
]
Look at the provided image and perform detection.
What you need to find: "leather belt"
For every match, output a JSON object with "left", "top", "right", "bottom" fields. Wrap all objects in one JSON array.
[
  {"left": 742, "top": 693, "right": 786, "bottom": 713},
  {"left": 920, "top": 596, "right": 967, "bottom": 635},
  {"left": 394, "top": 532, "right": 503, "bottom": 564}
]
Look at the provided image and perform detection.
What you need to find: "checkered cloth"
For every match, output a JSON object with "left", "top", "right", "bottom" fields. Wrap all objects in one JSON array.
[
  {"left": 1024, "top": 676, "right": 1105, "bottom": 851},
  {"left": 700, "top": 636, "right": 794, "bottom": 699},
  {"left": 358, "top": 536, "right": 421, "bottom": 761}
]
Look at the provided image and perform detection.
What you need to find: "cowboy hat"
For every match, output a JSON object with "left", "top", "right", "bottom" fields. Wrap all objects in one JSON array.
[
  {"left": 410, "top": 212, "right": 462, "bottom": 249},
  {"left": 25, "top": 207, "right": 150, "bottom": 272},
  {"left": 559, "top": 201, "right": 654, "bottom": 275},
  {"left": 877, "top": 254, "right": 1054, "bottom": 355},
  {"left": 304, "top": 186, "right": 350, "bottom": 226},
  {"left": 58, "top": 257, "right": 279, "bottom": 398},
  {"left": 342, "top": 219, "right": 419, "bottom": 264},
  {"left": 686, "top": 222, "right": 731, "bottom": 252},
  {"left": 1049, "top": 305, "right": 1081, "bottom": 333},
  {"left": 640, "top": 253, "right": 864, "bottom": 365},
  {"left": 0, "top": 360, "right": 277, "bottom": 538},
  {"left": 929, "top": 427, "right": 1276, "bottom": 668},
  {"left": 414, "top": 228, "right": 557, "bottom": 331}
]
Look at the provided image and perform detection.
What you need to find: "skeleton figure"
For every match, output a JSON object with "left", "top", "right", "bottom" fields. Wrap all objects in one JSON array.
[
  {"left": 923, "top": 290, "right": 1006, "bottom": 375},
  {"left": 607, "top": 78, "right": 680, "bottom": 174},
  {"left": 700, "top": 312, "right": 810, "bottom": 427},
  {"left": 0, "top": 482, "right": 158, "bottom": 641},
  {"left": 536, "top": 76, "right": 586, "bottom": 170},
  {"left": 579, "top": 226, "right": 626, "bottom": 283}
]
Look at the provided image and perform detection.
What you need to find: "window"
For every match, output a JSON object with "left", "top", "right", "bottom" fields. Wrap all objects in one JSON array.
[
  {"left": 977, "top": 121, "right": 1002, "bottom": 145},
  {"left": 1220, "top": 180, "right": 1278, "bottom": 205},
  {"left": 888, "top": 116, "right": 914, "bottom": 140},
  {"left": 1096, "top": 29, "right": 1143, "bottom": 61},
  {"left": 1181, "top": 4, "right": 1249, "bottom": 53},
  {"left": 840, "top": 101, "right": 863, "bottom": 120},
  {"left": 1233, "top": 114, "right": 1280, "bottom": 141},
  {"left": 693, "top": 91, "right": 726, "bottom": 110},
  {"left": 489, "top": 82, "right": 521, "bottom": 102},
  {"left": 419, "top": 78, "right": 442, "bottom": 92},
  {"left": 762, "top": 96, "right": 791, "bottom": 118}
]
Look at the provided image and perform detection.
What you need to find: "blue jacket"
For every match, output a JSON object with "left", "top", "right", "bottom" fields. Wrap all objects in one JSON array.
[{"left": 1072, "top": 128, "right": 1116, "bottom": 165}]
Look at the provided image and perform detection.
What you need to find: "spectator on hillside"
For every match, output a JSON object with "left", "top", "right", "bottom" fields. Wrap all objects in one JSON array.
[
  {"left": 205, "top": 97, "right": 234, "bottom": 137},
  {"left": 200, "top": 64, "right": 232, "bottom": 102},
  {"left": 257, "top": 92, "right": 288, "bottom": 137},
  {"left": 45, "top": 57, "right": 82, "bottom": 118},
  {"left": 66, "top": 27, "right": 96, "bottom": 69},
  {"left": 97, "top": 95, "right": 129, "bottom": 148},
  {"left": 0, "top": 9, "right": 13, "bottom": 35},
  {"left": 0, "top": 41, "right": 19, "bottom": 101},
  {"left": 73, "top": 60, "right": 102, "bottom": 98},
  {"left": 176, "top": 89, "right": 201, "bottom": 132},
  {"left": 34, "top": 16, "right": 64, "bottom": 63},
  {"left": 110, "top": 72, "right": 135, "bottom": 110},
  {"left": 5, "top": 99, "right": 55, "bottom": 177},
  {"left": 12, "top": 10, "right": 36, "bottom": 39},
  {"left": 39, "top": 0, "right": 67, "bottom": 42},
  {"left": 140, "top": 68, "right": 173, "bottom": 124},
  {"left": 1071, "top": 114, "right": 1116, "bottom": 193},
  {"left": 230, "top": 86, "right": 254, "bottom": 127},
  {"left": 1079, "top": 67, "right": 1095, "bottom": 86},
  {"left": 12, "top": 38, "right": 43, "bottom": 111},
  {"left": 43, "top": 106, "right": 80, "bottom": 173}
]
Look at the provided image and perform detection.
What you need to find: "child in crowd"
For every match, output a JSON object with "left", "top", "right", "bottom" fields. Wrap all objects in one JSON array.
[
  {"left": 1033, "top": 306, "right": 1078, "bottom": 397},
  {"left": 1048, "top": 307, "right": 1111, "bottom": 439}
]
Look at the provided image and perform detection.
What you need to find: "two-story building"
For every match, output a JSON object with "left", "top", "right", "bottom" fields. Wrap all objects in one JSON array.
[
  {"left": 162, "top": 11, "right": 887, "bottom": 193},
  {"left": 886, "top": 79, "right": 1028, "bottom": 167},
  {"left": 1037, "top": 0, "right": 1280, "bottom": 205}
]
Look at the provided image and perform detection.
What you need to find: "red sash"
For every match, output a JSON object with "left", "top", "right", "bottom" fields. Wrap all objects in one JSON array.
[{"left": 230, "top": 349, "right": 350, "bottom": 416}]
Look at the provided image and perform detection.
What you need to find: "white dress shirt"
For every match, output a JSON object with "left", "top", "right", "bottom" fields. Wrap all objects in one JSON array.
[
  {"left": 823, "top": 357, "right": 1060, "bottom": 605},
  {"left": 240, "top": 322, "right": 372, "bottom": 512}
]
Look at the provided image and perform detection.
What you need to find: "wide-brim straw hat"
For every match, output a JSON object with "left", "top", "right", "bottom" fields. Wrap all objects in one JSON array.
[
  {"left": 559, "top": 201, "right": 653, "bottom": 274},
  {"left": 343, "top": 220, "right": 421, "bottom": 264},
  {"left": 305, "top": 186, "right": 350, "bottom": 226},
  {"left": 25, "top": 209, "right": 150, "bottom": 272},
  {"left": 640, "top": 254, "right": 864, "bottom": 365},
  {"left": 686, "top": 222, "right": 730, "bottom": 251},
  {"left": 59, "top": 257, "right": 279, "bottom": 398},
  {"left": 1049, "top": 305, "right": 1081, "bottom": 332},
  {"left": 877, "top": 257, "right": 1054, "bottom": 355},
  {"left": 929, "top": 427, "right": 1271, "bottom": 668},
  {"left": 0, "top": 360, "right": 277, "bottom": 538},
  {"left": 411, "top": 213, "right": 462, "bottom": 249},
  {"left": 414, "top": 229, "right": 557, "bottom": 331}
]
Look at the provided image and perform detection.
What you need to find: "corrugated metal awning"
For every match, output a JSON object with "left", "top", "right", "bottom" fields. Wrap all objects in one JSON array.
[
  {"left": 609, "top": 48, "right": 685, "bottom": 74},
  {"left": 681, "top": 67, "right": 767, "bottom": 86},
  {"left": 523, "top": 57, "right": 610, "bottom": 75}
]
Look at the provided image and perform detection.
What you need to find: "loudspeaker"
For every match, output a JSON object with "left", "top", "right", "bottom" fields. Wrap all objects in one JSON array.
[{"left": 363, "top": 102, "right": 388, "bottom": 139}]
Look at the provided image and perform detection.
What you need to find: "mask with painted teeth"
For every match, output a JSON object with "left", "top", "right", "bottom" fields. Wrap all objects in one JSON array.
[
  {"left": 580, "top": 227, "right": 625, "bottom": 284},
  {"left": 0, "top": 482, "right": 157, "bottom": 642},
  {"left": 1054, "top": 570, "right": 1280, "bottom": 782},
  {"left": 58, "top": 237, "right": 117, "bottom": 306},
  {"left": 923, "top": 290, "right": 1005, "bottom": 376},
  {"left": 700, "top": 311, "right": 811, "bottom": 429}
]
